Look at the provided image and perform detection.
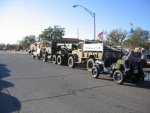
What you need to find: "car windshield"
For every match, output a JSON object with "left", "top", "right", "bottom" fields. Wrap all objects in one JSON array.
[
  {"left": 122, "top": 52, "right": 141, "bottom": 60},
  {"left": 134, "top": 52, "right": 141, "bottom": 59},
  {"left": 105, "top": 51, "right": 122, "bottom": 59}
]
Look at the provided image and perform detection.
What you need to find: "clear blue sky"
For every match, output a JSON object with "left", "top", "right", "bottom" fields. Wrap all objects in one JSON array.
[{"left": 0, "top": 0, "right": 150, "bottom": 44}]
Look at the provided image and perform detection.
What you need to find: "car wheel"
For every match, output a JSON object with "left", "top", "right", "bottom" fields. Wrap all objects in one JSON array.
[
  {"left": 52, "top": 55, "right": 57, "bottom": 64},
  {"left": 32, "top": 55, "right": 35, "bottom": 59},
  {"left": 131, "top": 74, "right": 140, "bottom": 83},
  {"left": 37, "top": 55, "right": 40, "bottom": 60},
  {"left": 91, "top": 67, "right": 99, "bottom": 78},
  {"left": 113, "top": 70, "right": 124, "bottom": 84},
  {"left": 68, "top": 56, "right": 75, "bottom": 68},
  {"left": 57, "top": 55, "right": 63, "bottom": 65},
  {"left": 87, "top": 58, "right": 94, "bottom": 71},
  {"left": 42, "top": 53, "right": 47, "bottom": 62}
]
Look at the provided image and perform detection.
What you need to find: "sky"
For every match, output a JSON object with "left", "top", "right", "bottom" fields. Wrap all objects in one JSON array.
[{"left": 0, "top": 0, "right": 150, "bottom": 44}]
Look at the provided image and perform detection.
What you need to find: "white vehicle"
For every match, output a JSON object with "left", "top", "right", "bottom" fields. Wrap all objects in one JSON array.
[
  {"left": 33, "top": 48, "right": 42, "bottom": 60},
  {"left": 32, "top": 42, "right": 43, "bottom": 60}
]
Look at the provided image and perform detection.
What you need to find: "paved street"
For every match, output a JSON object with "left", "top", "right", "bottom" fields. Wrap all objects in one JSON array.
[{"left": 0, "top": 52, "right": 150, "bottom": 113}]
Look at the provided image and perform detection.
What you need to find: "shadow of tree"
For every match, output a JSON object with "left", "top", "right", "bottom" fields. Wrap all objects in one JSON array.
[
  {"left": 0, "top": 64, "right": 11, "bottom": 78},
  {"left": 0, "top": 92, "right": 21, "bottom": 113},
  {"left": 0, "top": 63, "right": 21, "bottom": 113},
  {"left": 0, "top": 79, "right": 14, "bottom": 92}
]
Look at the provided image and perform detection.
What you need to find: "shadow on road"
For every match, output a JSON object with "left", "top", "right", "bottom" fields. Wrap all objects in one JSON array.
[
  {"left": 97, "top": 77, "right": 114, "bottom": 81},
  {"left": 123, "top": 72, "right": 150, "bottom": 89},
  {"left": 123, "top": 81, "right": 150, "bottom": 89},
  {"left": 0, "top": 64, "right": 11, "bottom": 78},
  {"left": 93, "top": 74, "right": 150, "bottom": 89},
  {"left": 0, "top": 63, "right": 21, "bottom": 113},
  {"left": 73, "top": 64, "right": 87, "bottom": 70}
]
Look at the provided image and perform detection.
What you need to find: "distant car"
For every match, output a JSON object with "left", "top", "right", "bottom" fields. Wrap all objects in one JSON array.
[{"left": 14, "top": 49, "right": 20, "bottom": 51}]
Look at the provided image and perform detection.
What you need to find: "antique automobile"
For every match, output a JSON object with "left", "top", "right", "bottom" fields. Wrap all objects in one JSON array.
[{"left": 91, "top": 49, "right": 144, "bottom": 84}]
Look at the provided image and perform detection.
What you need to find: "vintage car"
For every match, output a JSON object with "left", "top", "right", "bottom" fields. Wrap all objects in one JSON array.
[{"left": 91, "top": 49, "right": 144, "bottom": 84}]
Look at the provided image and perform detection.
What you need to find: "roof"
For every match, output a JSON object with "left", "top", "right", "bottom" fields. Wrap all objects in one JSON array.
[{"left": 60, "top": 38, "right": 83, "bottom": 43}]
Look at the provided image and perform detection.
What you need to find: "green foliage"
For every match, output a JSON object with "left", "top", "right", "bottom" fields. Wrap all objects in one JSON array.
[
  {"left": 0, "top": 43, "right": 5, "bottom": 49},
  {"left": 108, "top": 29, "right": 127, "bottom": 46},
  {"left": 19, "top": 35, "right": 36, "bottom": 49},
  {"left": 0, "top": 43, "right": 19, "bottom": 50},
  {"left": 18, "top": 25, "right": 150, "bottom": 51},
  {"left": 39, "top": 25, "right": 65, "bottom": 42},
  {"left": 124, "top": 28, "right": 150, "bottom": 49}
]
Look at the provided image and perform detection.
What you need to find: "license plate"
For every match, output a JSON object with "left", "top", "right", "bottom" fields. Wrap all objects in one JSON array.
[{"left": 134, "top": 70, "right": 138, "bottom": 73}]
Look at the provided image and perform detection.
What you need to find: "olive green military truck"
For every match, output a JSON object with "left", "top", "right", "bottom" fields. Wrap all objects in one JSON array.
[
  {"left": 67, "top": 40, "right": 103, "bottom": 71},
  {"left": 42, "top": 41, "right": 77, "bottom": 65}
]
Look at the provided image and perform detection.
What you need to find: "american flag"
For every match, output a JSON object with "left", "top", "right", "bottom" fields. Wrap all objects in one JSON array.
[{"left": 98, "top": 32, "right": 103, "bottom": 41}]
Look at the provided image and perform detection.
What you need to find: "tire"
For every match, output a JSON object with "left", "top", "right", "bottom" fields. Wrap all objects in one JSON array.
[
  {"left": 37, "top": 55, "right": 40, "bottom": 60},
  {"left": 91, "top": 67, "right": 99, "bottom": 78},
  {"left": 42, "top": 53, "right": 47, "bottom": 62},
  {"left": 113, "top": 70, "right": 124, "bottom": 84},
  {"left": 57, "top": 55, "right": 63, "bottom": 65},
  {"left": 32, "top": 55, "right": 35, "bottom": 59},
  {"left": 87, "top": 58, "right": 94, "bottom": 71},
  {"left": 131, "top": 74, "right": 140, "bottom": 83},
  {"left": 68, "top": 56, "right": 75, "bottom": 68},
  {"left": 52, "top": 55, "right": 57, "bottom": 64}
]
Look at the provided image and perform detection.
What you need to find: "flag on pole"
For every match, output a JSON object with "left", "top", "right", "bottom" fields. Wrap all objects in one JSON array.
[
  {"left": 130, "top": 22, "right": 134, "bottom": 33},
  {"left": 98, "top": 32, "right": 103, "bottom": 41}
]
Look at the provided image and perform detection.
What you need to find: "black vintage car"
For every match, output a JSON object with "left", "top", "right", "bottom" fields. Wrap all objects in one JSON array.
[{"left": 92, "top": 49, "right": 144, "bottom": 84}]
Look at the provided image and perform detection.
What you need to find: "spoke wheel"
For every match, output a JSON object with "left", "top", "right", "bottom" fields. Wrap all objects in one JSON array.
[
  {"left": 91, "top": 67, "right": 99, "bottom": 78},
  {"left": 113, "top": 70, "right": 124, "bottom": 84}
]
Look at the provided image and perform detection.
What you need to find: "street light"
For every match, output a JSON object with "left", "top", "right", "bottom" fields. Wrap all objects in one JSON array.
[{"left": 73, "top": 5, "right": 96, "bottom": 40}]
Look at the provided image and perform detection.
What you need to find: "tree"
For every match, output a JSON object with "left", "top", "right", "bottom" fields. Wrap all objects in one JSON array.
[
  {"left": 0, "top": 43, "right": 5, "bottom": 50},
  {"left": 124, "top": 28, "right": 150, "bottom": 49},
  {"left": 18, "top": 35, "right": 36, "bottom": 49},
  {"left": 26, "top": 35, "right": 36, "bottom": 44},
  {"left": 39, "top": 25, "right": 65, "bottom": 42},
  {"left": 39, "top": 27, "right": 53, "bottom": 41},
  {"left": 108, "top": 29, "right": 127, "bottom": 46}
]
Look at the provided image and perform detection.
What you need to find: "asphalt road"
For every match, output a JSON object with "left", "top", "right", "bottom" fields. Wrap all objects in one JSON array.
[{"left": 0, "top": 52, "right": 150, "bottom": 113}]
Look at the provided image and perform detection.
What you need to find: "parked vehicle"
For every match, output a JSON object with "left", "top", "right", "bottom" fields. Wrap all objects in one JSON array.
[
  {"left": 32, "top": 42, "right": 43, "bottom": 60},
  {"left": 92, "top": 49, "right": 144, "bottom": 84},
  {"left": 41, "top": 41, "right": 76, "bottom": 65},
  {"left": 29, "top": 42, "right": 38, "bottom": 54},
  {"left": 68, "top": 40, "right": 103, "bottom": 71}
]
